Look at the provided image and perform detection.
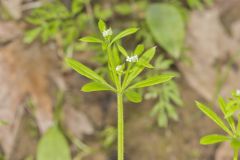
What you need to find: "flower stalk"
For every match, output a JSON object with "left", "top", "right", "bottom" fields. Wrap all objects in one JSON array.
[{"left": 117, "top": 93, "right": 124, "bottom": 160}]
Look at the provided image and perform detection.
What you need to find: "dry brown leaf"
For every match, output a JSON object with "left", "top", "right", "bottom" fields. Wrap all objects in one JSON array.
[
  {"left": 63, "top": 106, "right": 94, "bottom": 139},
  {"left": 0, "top": 40, "right": 60, "bottom": 157},
  {"left": 0, "top": 21, "right": 22, "bottom": 44},
  {"left": 178, "top": 6, "right": 240, "bottom": 101},
  {"left": 1, "top": 0, "right": 23, "bottom": 19}
]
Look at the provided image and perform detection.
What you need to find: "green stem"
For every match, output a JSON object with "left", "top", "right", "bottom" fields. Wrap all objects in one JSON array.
[
  {"left": 117, "top": 93, "right": 124, "bottom": 160},
  {"left": 234, "top": 149, "right": 238, "bottom": 160}
]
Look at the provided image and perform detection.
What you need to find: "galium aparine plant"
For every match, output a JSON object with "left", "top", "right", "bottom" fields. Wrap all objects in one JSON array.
[
  {"left": 65, "top": 20, "right": 174, "bottom": 160},
  {"left": 196, "top": 90, "right": 240, "bottom": 160}
]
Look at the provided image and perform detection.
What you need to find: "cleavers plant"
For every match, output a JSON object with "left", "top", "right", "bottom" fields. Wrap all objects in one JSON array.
[
  {"left": 65, "top": 20, "right": 174, "bottom": 160},
  {"left": 196, "top": 90, "right": 240, "bottom": 160}
]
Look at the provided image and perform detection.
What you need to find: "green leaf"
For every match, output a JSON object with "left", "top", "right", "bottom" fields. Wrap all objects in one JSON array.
[
  {"left": 37, "top": 126, "right": 71, "bottom": 160},
  {"left": 196, "top": 101, "right": 233, "bottom": 136},
  {"left": 139, "top": 61, "right": 154, "bottom": 69},
  {"left": 114, "top": 3, "right": 132, "bottom": 15},
  {"left": 166, "top": 104, "right": 179, "bottom": 121},
  {"left": 125, "top": 90, "right": 142, "bottom": 103},
  {"left": 94, "top": 4, "right": 113, "bottom": 20},
  {"left": 157, "top": 107, "right": 168, "bottom": 127},
  {"left": 110, "top": 28, "right": 139, "bottom": 45},
  {"left": 134, "top": 44, "right": 145, "bottom": 56},
  {"left": 218, "top": 97, "right": 236, "bottom": 133},
  {"left": 200, "top": 134, "right": 229, "bottom": 145},
  {"left": 187, "top": 0, "right": 203, "bottom": 9},
  {"left": 117, "top": 44, "right": 128, "bottom": 57},
  {"left": 129, "top": 74, "right": 174, "bottom": 89},
  {"left": 112, "top": 45, "right": 121, "bottom": 66},
  {"left": 146, "top": 3, "right": 185, "bottom": 58},
  {"left": 225, "top": 104, "right": 239, "bottom": 118},
  {"left": 24, "top": 27, "right": 42, "bottom": 43},
  {"left": 81, "top": 81, "right": 115, "bottom": 92},
  {"left": 0, "top": 120, "right": 8, "bottom": 126},
  {"left": 123, "top": 47, "right": 156, "bottom": 89},
  {"left": 98, "top": 19, "right": 106, "bottom": 32},
  {"left": 80, "top": 36, "right": 103, "bottom": 43},
  {"left": 71, "top": 0, "right": 83, "bottom": 15},
  {"left": 41, "top": 25, "right": 51, "bottom": 43},
  {"left": 65, "top": 58, "right": 105, "bottom": 83}
]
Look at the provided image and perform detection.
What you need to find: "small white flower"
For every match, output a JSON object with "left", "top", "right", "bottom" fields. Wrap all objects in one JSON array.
[
  {"left": 116, "top": 65, "right": 122, "bottom": 72},
  {"left": 126, "top": 55, "right": 138, "bottom": 63},
  {"left": 236, "top": 89, "right": 240, "bottom": 96},
  {"left": 102, "top": 28, "right": 112, "bottom": 37}
]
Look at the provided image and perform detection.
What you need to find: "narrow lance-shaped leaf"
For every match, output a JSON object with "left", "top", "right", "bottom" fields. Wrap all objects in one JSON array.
[
  {"left": 124, "top": 90, "right": 142, "bottom": 103},
  {"left": 65, "top": 58, "right": 105, "bottom": 83},
  {"left": 196, "top": 101, "right": 233, "bottom": 136},
  {"left": 134, "top": 44, "right": 145, "bottom": 56},
  {"left": 128, "top": 74, "right": 174, "bottom": 89},
  {"left": 218, "top": 97, "right": 236, "bottom": 133},
  {"left": 200, "top": 134, "right": 229, "bottom": 145},
  {"left": 110, "top": 28, "right": 139, "bottom": 45},
  {"left": 80, "top": 36, "right": 103, "bottom": 43},
  {"left": 98, "top": 19, "right": 106, "bottom": 32},
  {"left": 81, "top": 81, "right": 115, "bottom": 92},
  {"left": 106, "top": 47, "right": 121, "bottom": 89},
  {"left": 138, "top": 61, "right": 154, "bottom": 69},
  {"left": 112, "top": 45, "right": 121, "bottom": 66},
  {"left": 117, "top": 44, "right": 128, "bottom": 57}
]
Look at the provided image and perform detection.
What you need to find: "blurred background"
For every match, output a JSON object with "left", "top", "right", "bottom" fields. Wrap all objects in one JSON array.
[{"left": 0, "top": 0, "right": 240, "bottom": 159}]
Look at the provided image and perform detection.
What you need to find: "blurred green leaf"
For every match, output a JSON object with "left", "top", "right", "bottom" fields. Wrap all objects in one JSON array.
[
  {"left": 81, "top": 81, "right": 115, "bottom": 92},
  {"left": 71, "top": 0, "right": 84, "bottom": 15},
  {"left": 80, "top": 36, "right": 103, "bottom": 43},
  {"left": 148, "top": 80, "right": 182, "bottom": 128},
  {"left": 200, "top": 134, "right": 229, "bottom": 145},
  {"left": 187, "top": 0, "right": 203, "bottom": 9},
  {"left": 101, "top": 126, "right": 117, "bottom": 148},
  {"left": 37, "top": 126, "right": 71, "bottom": 160},
  {"left": 146, "top": 3, "right": 185, "bottom": 58},
  {"left": 24, "top": 27, "right": 42, "bottom": 43},
  {"left": 94, "top": 4, "right": 113, "bottom": 20},
  {"left": 125, "top": 90, "right": 142, "bottom": 103},
  {"left": 114, "top": 3, "right": 132, "bottom": 15},
  {"left": 111, "top": 28, "right": 139, "bottom": 45}
]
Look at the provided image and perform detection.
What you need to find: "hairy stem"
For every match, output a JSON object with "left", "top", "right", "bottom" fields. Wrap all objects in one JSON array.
[
  {"left": 234, "top": 149, "right": 238, "bottom": 160},
  {"left": 117, "top": 93, "right": 124, "bottom": 160}
]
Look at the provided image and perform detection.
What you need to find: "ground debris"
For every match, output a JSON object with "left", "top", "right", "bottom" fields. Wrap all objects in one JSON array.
[{"left": 0, "top": 39, "right": 60, "bottom": 158}]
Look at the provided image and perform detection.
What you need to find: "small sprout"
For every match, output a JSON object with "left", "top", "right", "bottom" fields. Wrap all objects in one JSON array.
[
  {"left": 102, "top": 28, "right": 113, "bottom": 38},
  {"left": 197, "top": 91, "right": 240, "bottom": 160},
  {"left": 126, "top": 55, "right": 138, "bottom": 63}
]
